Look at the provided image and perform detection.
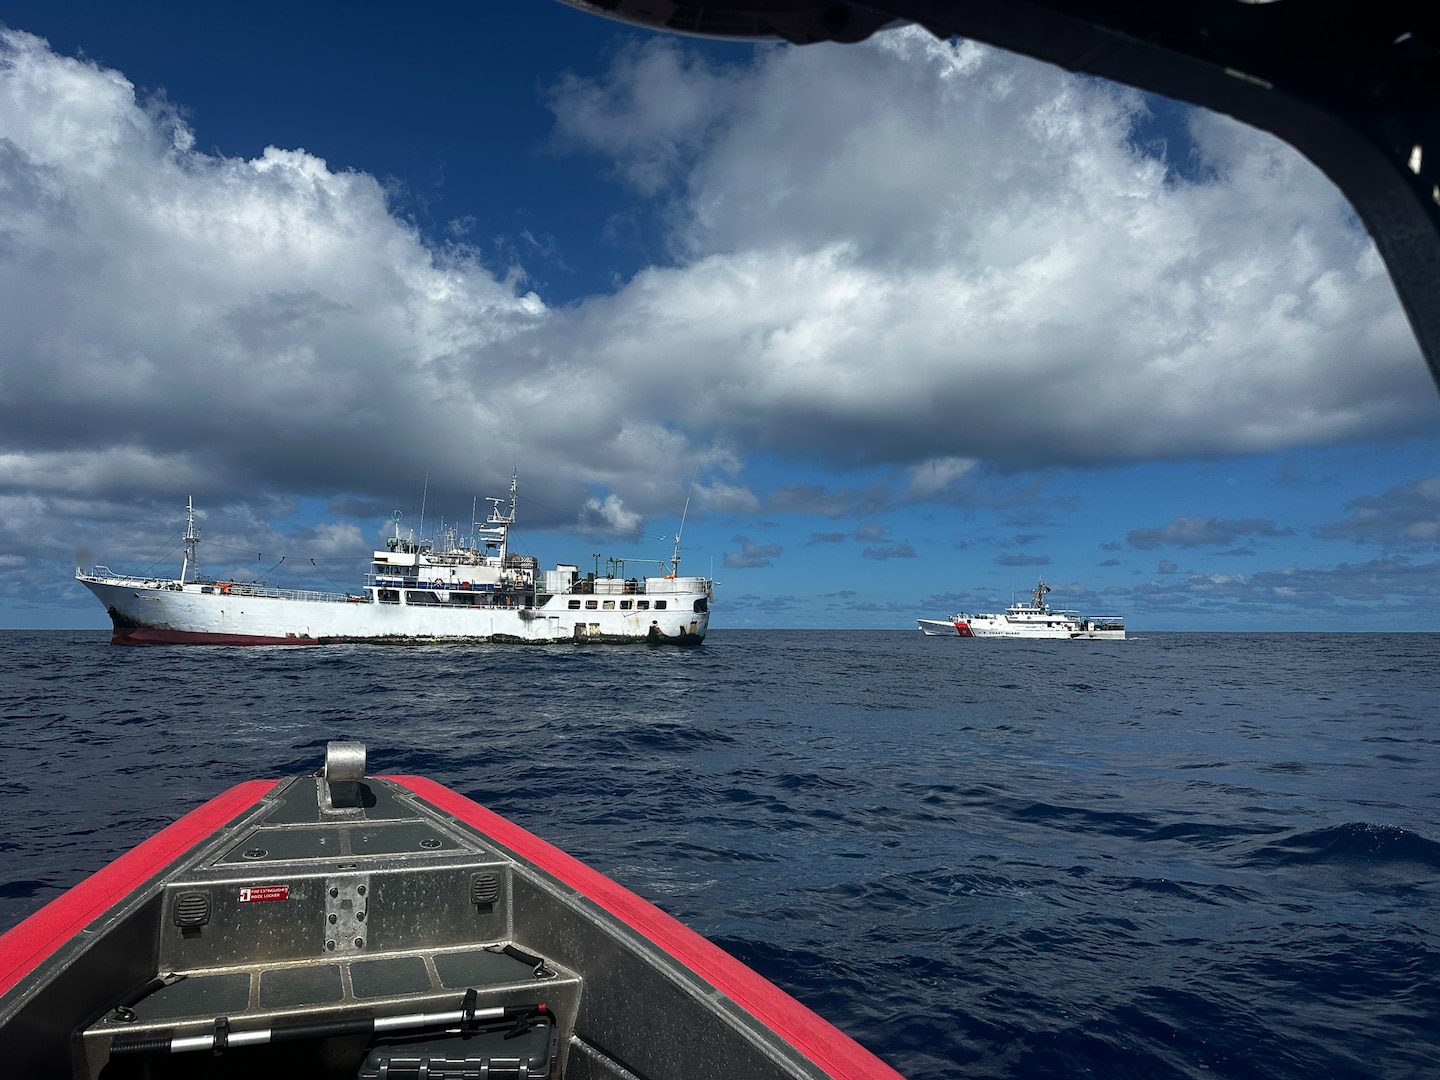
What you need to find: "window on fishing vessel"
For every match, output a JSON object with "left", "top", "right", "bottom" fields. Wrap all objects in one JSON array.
[
  {"left": 568, "top": 599, "right": 581, "bottom": 609},
  {"left": 379, "top": 589, "right": 399, "bottom": 604},
  {"left": 603, "top": 600, "right": 616, "bottom": 609},
  {"left": 636, "top": 600, "right": 649, "bottom": 610},
  {"left": 585, "top": 600, "right": 598, "bottom": 610},
  {"left": 620, "top": 600, "right": 632, "bottom": 610},
  {"left": 653, "top": 600, "right": 667, "bottom": 610}
]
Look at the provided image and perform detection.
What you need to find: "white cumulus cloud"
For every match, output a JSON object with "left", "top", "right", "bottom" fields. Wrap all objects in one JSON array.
[
  {"left": 2, "top": 23, "right": 1436, "bottom": 621},
  {"left": 544, "top": 29, "right": 1432, "bottom": 468}
]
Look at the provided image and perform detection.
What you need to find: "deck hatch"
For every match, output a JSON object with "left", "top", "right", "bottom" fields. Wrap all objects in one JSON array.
[
  {"left": 219, "top": 822, "right": 459, "bottom": 863},
  {"left": 432, "top": 948, "right": 541, "bottom": 990},
  {"left": 127, "top": 972, "right": 252, "bottom": 1021},
  {"left": 258, "top": 964, "right": 344, "bottom": 1009},
  {"left": 350, "top": 955, "right": 433, "bottom": 999}
]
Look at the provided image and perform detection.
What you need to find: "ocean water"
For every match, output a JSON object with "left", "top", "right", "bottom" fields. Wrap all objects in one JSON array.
[{"left": 1, "top": 629, "right": 1437, "bottom": 1079}]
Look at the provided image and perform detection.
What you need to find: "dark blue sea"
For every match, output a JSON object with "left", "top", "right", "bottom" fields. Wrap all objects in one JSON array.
[{"left": 2, "top": 630, "right": 1438, "bottom": 1078}]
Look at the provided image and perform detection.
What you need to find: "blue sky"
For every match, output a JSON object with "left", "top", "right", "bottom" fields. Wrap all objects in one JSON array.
[{"left": 1, "top": 1, "right": 1438, "bottom": 632}]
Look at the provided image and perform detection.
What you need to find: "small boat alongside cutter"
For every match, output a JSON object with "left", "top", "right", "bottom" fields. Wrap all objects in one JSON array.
[
  {"left": 918, "top": 580, "right": 1126, "bottom": 640},
  {"left": 0, "top": 741, "right": 904, "bottom": 1080},
  {"left": 915, "top": 618, "right": 960, "bottom": 636}
]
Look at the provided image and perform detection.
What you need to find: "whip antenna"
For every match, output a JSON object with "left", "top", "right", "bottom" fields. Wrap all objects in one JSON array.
[{"left": 669, "top": 468, "right": 698, "bottom": 576}]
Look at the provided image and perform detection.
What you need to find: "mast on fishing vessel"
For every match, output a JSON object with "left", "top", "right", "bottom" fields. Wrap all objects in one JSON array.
[
  {"left": 668, "top": 479, "right": 693, "bottom": 577},
  {"left": 180, "top": 496, "right": 201, "bottom": 582},
  {"left": 477, "top": 469, "right": 518, "bottom": 564}
]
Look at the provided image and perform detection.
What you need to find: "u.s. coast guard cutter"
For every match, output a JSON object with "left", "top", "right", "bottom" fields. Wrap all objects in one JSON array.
[
  {"left": 76, "top": 475, "right": 712, "bottom": 646},
  {"left": 918, "top": 580, "right": 1125, "bottom": 639}
]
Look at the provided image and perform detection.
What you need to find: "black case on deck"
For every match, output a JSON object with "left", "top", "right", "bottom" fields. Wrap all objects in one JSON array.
[{"left": 357, "top": 1011, "right": 556, "bottom": 1079}]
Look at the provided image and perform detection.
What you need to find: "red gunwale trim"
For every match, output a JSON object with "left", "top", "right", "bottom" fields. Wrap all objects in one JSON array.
[
  {"left": 386, "top": 775, "right": 903, "bottom": 1080},
  {"left": 0, "top": 779, "right": 279, "bottom": 998}
]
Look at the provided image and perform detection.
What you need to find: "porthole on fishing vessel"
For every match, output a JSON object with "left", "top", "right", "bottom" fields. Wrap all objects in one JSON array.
[{"left": 73, "top": 472, "right": 713, "bottom": 646}]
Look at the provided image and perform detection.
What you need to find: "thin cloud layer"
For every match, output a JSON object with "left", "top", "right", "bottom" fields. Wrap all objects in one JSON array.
[
  {"left": 1127, "top": 516, "right": 1294, "bottom": 550},
  {"left": 1314, "top": 477, "right": 1440, "bottom": 548},
  {"left": 1128, "top": 559, "right": 1440, "bottom": 619}
]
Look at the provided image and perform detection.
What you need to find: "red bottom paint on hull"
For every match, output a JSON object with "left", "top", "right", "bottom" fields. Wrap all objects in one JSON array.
[{"left": 110, "top": 626, "right": 319, "bottom": 646}]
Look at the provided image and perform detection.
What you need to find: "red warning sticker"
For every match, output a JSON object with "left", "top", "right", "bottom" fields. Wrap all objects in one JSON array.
[{"left": 238, "top": 885, "right": 290, "bottom": 903}]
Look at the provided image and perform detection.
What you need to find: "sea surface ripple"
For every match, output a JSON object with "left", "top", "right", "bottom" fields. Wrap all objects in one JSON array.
[{"left": 2, "top": 629, "right": 1437, "bottom": 1078}]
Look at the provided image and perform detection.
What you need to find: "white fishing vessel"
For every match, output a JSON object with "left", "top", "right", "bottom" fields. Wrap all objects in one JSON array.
[
  {"left": 77, "top": 474, "right": 711, "bottom": 646},
  {"left": 917, "top": 581, "right": 1125, "bottom": 640}
]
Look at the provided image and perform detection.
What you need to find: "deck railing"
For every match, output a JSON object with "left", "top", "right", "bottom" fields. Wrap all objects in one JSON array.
[{"left": 80, "top": 568, "right": 362, "bottom": 604}]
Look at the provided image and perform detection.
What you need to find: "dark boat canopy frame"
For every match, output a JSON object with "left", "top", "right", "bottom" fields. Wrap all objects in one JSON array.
[{"left": 557, "top": 1, "right": 1440, "bottom": 396}]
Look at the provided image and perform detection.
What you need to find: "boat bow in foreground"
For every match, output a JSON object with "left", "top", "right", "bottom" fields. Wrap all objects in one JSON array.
[{"left": 0, "top": 743, "right": 902, "bottom": 1080}]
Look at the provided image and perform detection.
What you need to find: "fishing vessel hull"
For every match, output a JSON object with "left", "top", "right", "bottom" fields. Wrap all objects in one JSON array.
[
  {"left": 77, "top": 478, "right": 713, "bottom": 647},
  {"left": 0, "top": 743, "right": 902, "bottom": 1080},
  {"left": 81, "top": 577, "right": 710, "bottom": 647}
]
